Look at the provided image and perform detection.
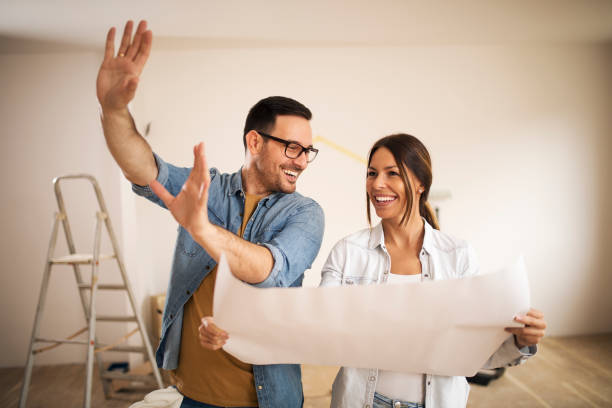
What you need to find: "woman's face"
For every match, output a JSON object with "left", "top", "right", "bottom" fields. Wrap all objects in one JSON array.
[{"left": 366, "top": 147, "right": 422, "bottom": 223}]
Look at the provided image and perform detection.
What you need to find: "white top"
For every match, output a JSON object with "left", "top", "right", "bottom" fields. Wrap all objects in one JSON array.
[{"left": 376, "top": 273, "right": 424, "bottom": 403}]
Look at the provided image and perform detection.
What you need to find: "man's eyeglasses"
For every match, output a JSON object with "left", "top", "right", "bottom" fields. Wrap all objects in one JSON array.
[{"left": 257, "top": 131, "right": 319, "bottom": 163}]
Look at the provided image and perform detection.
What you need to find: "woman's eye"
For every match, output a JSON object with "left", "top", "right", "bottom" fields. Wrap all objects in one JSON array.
[
  {"left": 367, "top": 171, "right": 376, "bottom": 177},
  {"left": 389, "top": 171, "right": 399, "bottom": 176}
]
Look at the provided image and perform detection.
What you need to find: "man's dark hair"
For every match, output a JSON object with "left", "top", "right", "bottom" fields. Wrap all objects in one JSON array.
[{"left": 243, "top": 96, "right": 312, "bottom": 148}]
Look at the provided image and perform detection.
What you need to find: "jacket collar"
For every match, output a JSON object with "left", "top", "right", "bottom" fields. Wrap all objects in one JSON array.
[
  {"left": 228, "top": 167, "right": 244, "bottom": 196},
  {"left": 368, "top": 217, "right": 435, "bottom": 254}
]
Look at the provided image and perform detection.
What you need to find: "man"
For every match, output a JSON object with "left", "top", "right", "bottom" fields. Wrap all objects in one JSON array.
[{"left": 97, "top": 20, "right": 324, "bottom": 408}]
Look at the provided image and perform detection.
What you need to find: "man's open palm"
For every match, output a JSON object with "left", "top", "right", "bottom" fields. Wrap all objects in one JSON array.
[{"left": 96, "top": 20, "right": 152, "bottom": 111}]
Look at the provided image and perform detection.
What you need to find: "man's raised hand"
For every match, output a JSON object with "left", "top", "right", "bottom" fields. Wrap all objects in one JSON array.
[
  {"left": 96, "top": 20, "right": 152, "bottom": 112},
  {"left": 150, "top": 143, "right": 213, "bottom": 240}
]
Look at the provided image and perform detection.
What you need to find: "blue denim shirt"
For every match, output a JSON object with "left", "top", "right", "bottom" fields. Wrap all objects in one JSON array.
[{"left": 132, "top": 153, "right": 325, "bottom": 408}]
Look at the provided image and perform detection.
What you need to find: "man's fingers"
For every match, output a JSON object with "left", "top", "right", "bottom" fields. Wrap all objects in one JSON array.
[
  {"left": 200, "top": 317, "right": 229, "bottom": 337},
  {"left": 198, "top": 317, "right": 228, "bottom": 350},
  {"left": 192, "top": 143, "right": 204, "bottom": 174},
  {"left": 134, "top": 30, "right": 153, "bottom": 67},
  {"left": 126, "top": 20, "right": 147, "bottom": 60},
  {"left": 188, "top": 142, "right": 210, "bottom": 201},
  {"left": 150, "top": 180, "right": 175, "bottom": 207},
  {"left": 118, "top": 20, "right": 134, "bottom": 56},
  {"left": 199, "top": 340, "right": 224, "bottom": 350},
  {"left": 196, "top": 143, "right": 211, "bottom": 198},
  {"left": 104, "top": 27, "right": 115, "bottom": 62}
]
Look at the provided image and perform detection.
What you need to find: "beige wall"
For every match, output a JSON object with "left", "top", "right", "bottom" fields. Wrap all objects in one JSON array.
[
  {"left": 1, "top": 43, "right": 611, "bottom": 367},
  {"left": 0, "top": 51, "right": 130, "bottom": 366}
]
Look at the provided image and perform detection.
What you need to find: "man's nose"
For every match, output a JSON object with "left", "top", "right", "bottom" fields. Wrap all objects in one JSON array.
[{"left": 292, "top": 151, "right": 308, "bottom": 169}]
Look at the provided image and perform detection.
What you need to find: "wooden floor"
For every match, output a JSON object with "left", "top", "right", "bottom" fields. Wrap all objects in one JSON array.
[{"left": 2, "top": 334, "right": 611, "bottom": 407}]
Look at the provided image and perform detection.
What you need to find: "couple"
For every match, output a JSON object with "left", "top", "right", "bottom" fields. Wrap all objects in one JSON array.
[{"left": 98, "top": 21, "right": 546, "bottom": 408}]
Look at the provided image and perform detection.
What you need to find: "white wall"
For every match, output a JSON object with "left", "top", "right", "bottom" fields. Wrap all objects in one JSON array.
[
  {"left": 0, "top": 51, "right": 131, "bottom": 366},
  {"left": 1, "top": 42, "right": 610, "bottom": 367}
]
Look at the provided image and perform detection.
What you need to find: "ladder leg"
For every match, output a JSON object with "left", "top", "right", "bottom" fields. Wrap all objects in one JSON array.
[
  {"left": 19, "top": 214, "right": 62, "bottom": 408},
  {"left": 95, "top": 353, "right": 112, "bottom": 399},
  {"left": 106, "top": 217, "right": 164, "bottom": 389},
  {"left": 83, "top": 214, "right": 103, "bottom": 408},
  {"left": 58, "top": 198, "right": 112, "bottom": 399}
]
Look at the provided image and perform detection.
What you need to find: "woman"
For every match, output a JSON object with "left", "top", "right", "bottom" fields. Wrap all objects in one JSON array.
[{"left": 320, "top": 134, "right": 546, "bottom": 408}]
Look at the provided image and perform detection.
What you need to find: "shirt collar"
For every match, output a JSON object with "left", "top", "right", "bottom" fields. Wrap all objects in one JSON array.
[
  {"left": 368, "top": 217, "right": 435, "bottom": 254},
  {"left": 421, "top": 218, "right": 435, "bottom": 255},
  {"left": 228, "top": 167, "right": 244, "bottom": 196},
  {"left": 367, "top": 223, "right": 385, "bottom": 250}
]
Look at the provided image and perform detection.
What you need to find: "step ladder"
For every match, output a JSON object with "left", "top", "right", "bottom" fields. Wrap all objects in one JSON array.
[{"left": 19, "top": 174, "right": 163, "bottom": 408}]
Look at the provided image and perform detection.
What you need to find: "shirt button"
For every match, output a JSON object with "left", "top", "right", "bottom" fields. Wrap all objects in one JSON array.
[
  {"left": 369, "top": 376, "right": 375, "bottom": 381},
  {"left": 394, "top": 402, "right": 401, "bottom": 408},
  {"left": 257, "top": 385, "right": 263, "bottom": 390},
  {"left": 186, "top": 290, "right": 191, "bottom": 295},
  {"left": 427, "top": 380, "right": 431, "bottom": 386},
  {"left": 205, "top": 265, "right": 210, "bottom": 270},
  {"left": 169, "top": 314, "right": 174, "bottom": 319}
]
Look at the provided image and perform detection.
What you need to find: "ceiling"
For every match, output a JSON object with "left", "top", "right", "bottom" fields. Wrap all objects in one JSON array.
[{"left": 1, "top": 0, "right": 612, "bottom": 53}]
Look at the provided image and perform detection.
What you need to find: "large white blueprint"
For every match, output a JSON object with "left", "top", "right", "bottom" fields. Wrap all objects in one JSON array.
[{"left": 213, "top": 256, "right": 530, "bottom": 376}]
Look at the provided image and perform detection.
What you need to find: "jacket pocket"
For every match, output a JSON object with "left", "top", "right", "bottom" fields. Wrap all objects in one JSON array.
[
  {"left": 342, "top": 276, "right": 376, "bottom": 285},
  {"left": 176, "top": 227, "right": 201, "bottom": 257}
]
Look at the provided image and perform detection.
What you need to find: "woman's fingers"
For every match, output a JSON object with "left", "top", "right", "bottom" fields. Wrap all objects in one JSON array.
[
  {"left": 514, "top": 310, "right": 547, "bottom": 329},
  {"left": 504, "top": 308, "right": 546, "bottom": 348},
  {"left": 526, "top": 308, "right": 544, "bottom": 319}
]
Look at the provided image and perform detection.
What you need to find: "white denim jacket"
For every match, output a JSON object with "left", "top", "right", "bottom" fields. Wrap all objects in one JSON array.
[{"left": 320, "top": 221, "right": 535, "bottom": 408}]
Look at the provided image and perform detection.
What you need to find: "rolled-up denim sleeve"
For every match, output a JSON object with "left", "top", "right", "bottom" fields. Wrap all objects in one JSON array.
[
  {"left": 253, "top": 201, "right": 324, "bottom": 288},
  {"left": 131, "top": 152, "right": 192, "bottom": 209}
]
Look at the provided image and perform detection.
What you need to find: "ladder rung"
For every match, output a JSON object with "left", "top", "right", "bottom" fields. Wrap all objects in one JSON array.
[
  {"left": 50, "top": 253, "right": 116, "bottom": 264},
  {"left": 96, "top": 315, "right": 137, "bottom": 322},
  {"left": 78, "top": 283, "right": 126, "bottom": 290},
  {"left": 35, "top": 337, "right": 88, "bottom": 346},
  {"left": 101, "top": 371, "right": 157, "bottom": 383},
  {"left": 102, "top": 345, "right": 146, "bottom": 353},
  {"left": 34, "top": 338, "right": 146, "bottom": 353}
]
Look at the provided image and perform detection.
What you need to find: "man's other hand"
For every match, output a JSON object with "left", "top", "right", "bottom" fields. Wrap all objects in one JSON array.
[
  {"left": 198, "top": 317, "right": 229, "bottom": 350},
  {"left": 150, "top": 142, "right": 213, "bottom": 240}
]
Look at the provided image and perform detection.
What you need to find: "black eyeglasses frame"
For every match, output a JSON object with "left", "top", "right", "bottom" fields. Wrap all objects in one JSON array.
[{"left": 256, "top": 131, "right": 319, "bottom": 163}]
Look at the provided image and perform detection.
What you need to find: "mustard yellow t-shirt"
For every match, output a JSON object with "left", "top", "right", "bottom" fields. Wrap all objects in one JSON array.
[{"left": 174, "top": 193, "right": 262, "bottom": 406}]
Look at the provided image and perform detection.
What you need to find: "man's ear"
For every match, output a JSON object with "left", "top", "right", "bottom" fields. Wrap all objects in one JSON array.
[{"left": 245, "top": 130, "right": 264, "bottom": 156}]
